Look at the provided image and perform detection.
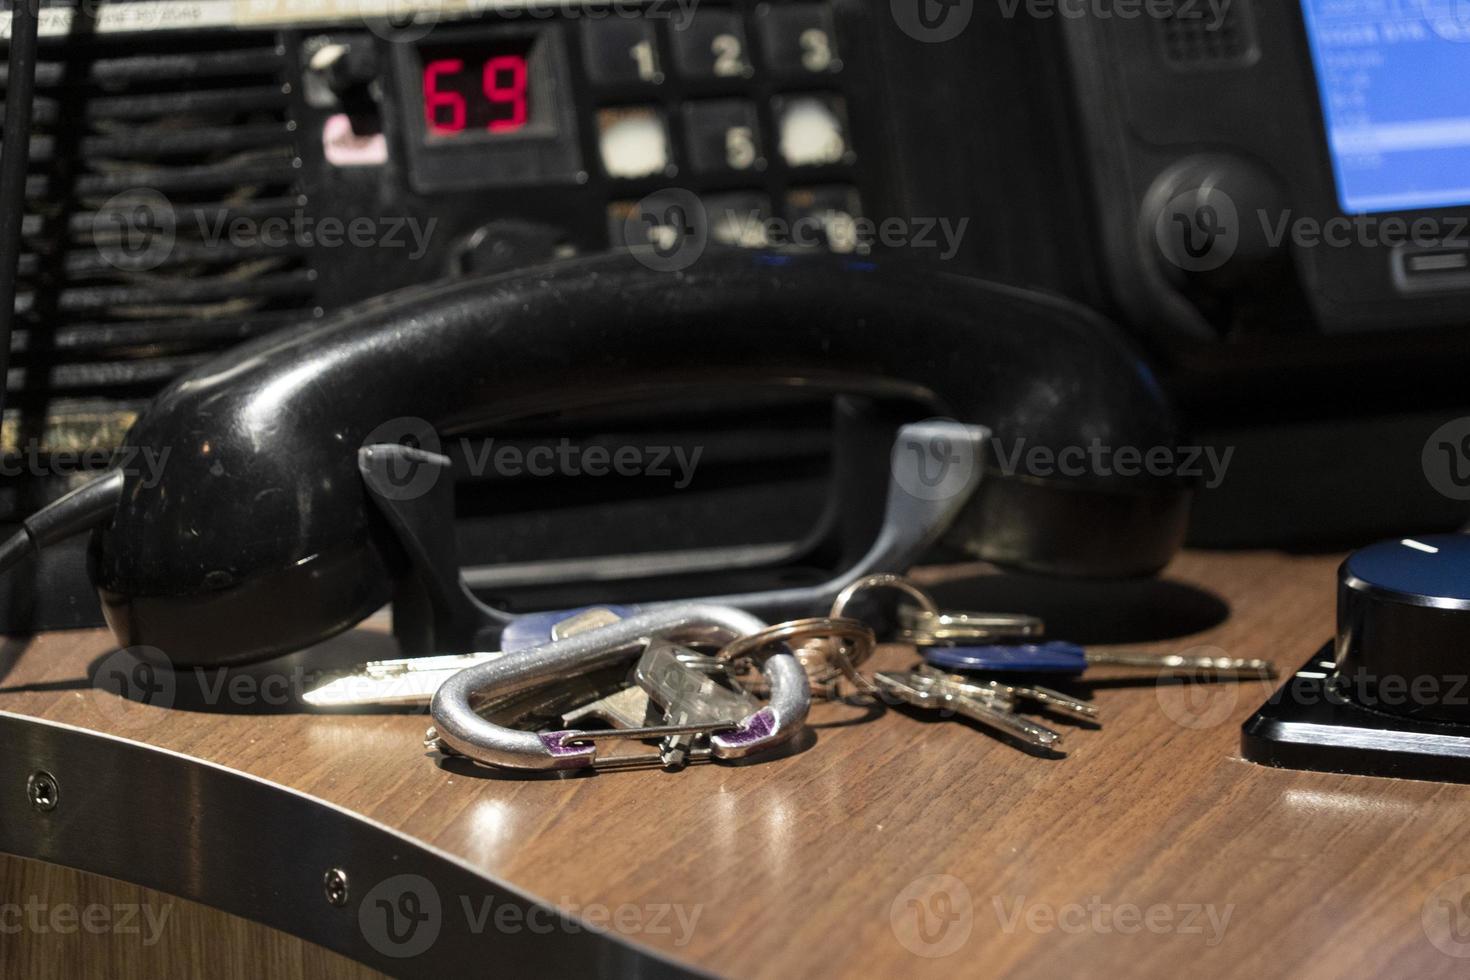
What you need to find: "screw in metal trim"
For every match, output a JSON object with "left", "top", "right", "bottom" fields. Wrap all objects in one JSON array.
[
  {"left": 323, "top": 868, "right": 350, "bottom": 907},
  {"left": 26, "top": 771, "right": 58, "bottom": 812}
]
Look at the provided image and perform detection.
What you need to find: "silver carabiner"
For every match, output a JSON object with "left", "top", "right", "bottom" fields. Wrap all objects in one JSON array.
[{"left": 429, "top": 604, "right": 811, "bottom": 771}]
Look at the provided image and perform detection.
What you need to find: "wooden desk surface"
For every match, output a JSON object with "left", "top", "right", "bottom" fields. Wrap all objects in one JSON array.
[{"left": 1, "top": 549, "right": 1468, "bottom": 978}]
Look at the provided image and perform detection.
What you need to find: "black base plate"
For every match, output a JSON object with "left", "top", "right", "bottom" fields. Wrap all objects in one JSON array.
[{"left": 1242, "top": 643, "right": 1470, "bottom": 784}]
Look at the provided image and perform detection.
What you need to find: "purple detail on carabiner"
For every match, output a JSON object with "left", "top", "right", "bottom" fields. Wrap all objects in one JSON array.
[
  {"left": 539, "top": 731, "right": 597, "bottom": 767},
  {"left": 711, "top": 707, "right": 776, "bottom": 749}
]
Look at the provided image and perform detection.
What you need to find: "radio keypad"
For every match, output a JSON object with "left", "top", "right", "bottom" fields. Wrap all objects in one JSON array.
[
  {"left": 755, "top": 4, "right": 841, "bottom": 76},
  {"left": 583, "top": 2, "right": 858, "bottom": 245},
  {"left": 785, "top": 186, "right": 864, "bottom": 253},
  {"left": 774, "top": 94, "right": 850, "bottom": 168},
  {"left": 597, "top": 107, "right": 672, "bottom": 179},
  {"left": 670, "top": 11, "right": 754, "bottom": 80},
  {"left": 582, "top": 20, "right": 664, "bottom": 86},
  {"left": 683, "top": 100, "right": 765, "bottom": 174}
]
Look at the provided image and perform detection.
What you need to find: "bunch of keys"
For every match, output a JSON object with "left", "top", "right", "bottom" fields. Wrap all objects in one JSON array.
[
  {"left": 766, "top": 573, "right": 1278, "bottom": 751},
  {"left": 425, "top": 604, "right": 811, "bottom": 772}
]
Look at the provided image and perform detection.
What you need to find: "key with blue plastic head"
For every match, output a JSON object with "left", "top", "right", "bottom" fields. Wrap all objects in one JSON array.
[{"left": 922, "top": 640, "right": 1276, "bottom": 678}]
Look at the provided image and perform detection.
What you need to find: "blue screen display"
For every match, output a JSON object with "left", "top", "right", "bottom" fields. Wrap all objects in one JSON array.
[{"left": 1300, "top": 0, "right": 1470, "bottom": 214}]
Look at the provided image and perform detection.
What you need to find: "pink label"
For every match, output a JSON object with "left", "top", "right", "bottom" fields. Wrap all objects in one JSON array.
[{"left": 322, "top": 113, "right": 387, "bottom": 167}]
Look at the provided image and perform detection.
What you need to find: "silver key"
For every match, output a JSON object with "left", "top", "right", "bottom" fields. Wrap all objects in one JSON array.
[
  {"left": 874, "top": 670, "right": 1063, "bottom": 749},
  {"left": 897, "top": 606, "right": 1045, "bottom": 644},
  {"left": 635, "top": 640, "right": 758, "bottom": 768},
  {"left": 916, "top": 663, "right": 1098, "bottom": 721}
]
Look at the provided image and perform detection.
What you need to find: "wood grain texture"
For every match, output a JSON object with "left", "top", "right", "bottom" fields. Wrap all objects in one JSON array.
[
  {"left": 1, "top": 549, "right": 1468, "bottom": 978},
  {"left": 0, "top": 854, "right": 381, "bottom": 979}
]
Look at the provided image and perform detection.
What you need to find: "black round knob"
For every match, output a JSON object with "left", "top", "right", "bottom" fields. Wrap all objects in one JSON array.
[
  {"left": 1335, "top": 534, "right": 1470, "bottom": 722},
  {"left": 1142, "top": 154, "right": 1289, "bottom": 290}
]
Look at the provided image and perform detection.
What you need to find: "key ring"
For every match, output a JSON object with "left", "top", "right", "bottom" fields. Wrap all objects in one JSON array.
[
  {"left": 717, "top": 616, "right": 878, "bottom": 697},
  {"left": 829, "top": 573, "right": 938, "bottom": 620}
]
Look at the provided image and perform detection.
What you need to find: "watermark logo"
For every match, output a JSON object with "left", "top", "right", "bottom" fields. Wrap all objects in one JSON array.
[
  {"left": 892, "top": 0, "right": 973, "bottom": 42},
  {"left": 360, "top": 0, "right": 443, "bottom": 42},
  {"left": 715, "top": 210, "right": 969, "bottom": 258},
  {"left": 360, "top": 874, "right": 443, "bottom": 959},
  {"left": 93, "top": 189, "right": 176, "bottom": 273},
  {"left": 361, "top": 416, "right": 446, "bottom": 502},
  {"left": 1154, "top": 649, "right": 1243, "bottom": 730},
  {"left": 990, "top": 438, "right": 1233, "bottom": 489},
  {"left": 90, "top": 646, "right": 176, "bottom": 726},
  {"left": 891, "top": 874, "right": 973, "bottom": 957},
  {"left": 1424, "top": 875, "right": 1470, "bottom": 956},
  {"left": 1156, "top": 187, "right": 1239, "bottom": 273},
  {"left": 626, "top": 189, "right": 709, "bottom": 271},
  {"left": 1424, "top": 0, "right": 1470, "bottom": 42},
  {"left": 0, "top": 899, "right": 173, "bottom": 945},
  {"left": 994, "top": 896, "right": 1233, "bottom": 945},
  {"left": 892, "top": 419, "right": 979, "bottom": 503},
  {"left": 1423, "top": 417, "right": 1470, "bottom": 501}
]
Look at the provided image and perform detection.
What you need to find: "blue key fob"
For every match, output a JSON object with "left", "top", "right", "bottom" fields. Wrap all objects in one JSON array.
[
  {"left": 922, "top": 640, "right": 1090, "bottom": 675},
  {"left": 500, "top": 605, "right": 636, "bottom": 652}
]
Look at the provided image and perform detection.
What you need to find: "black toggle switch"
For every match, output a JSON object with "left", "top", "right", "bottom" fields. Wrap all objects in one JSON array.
[{"left": 307, "top": 39, "right": 383, "bottom": 136}]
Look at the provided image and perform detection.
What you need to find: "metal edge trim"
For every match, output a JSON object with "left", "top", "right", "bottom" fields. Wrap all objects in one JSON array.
[{"left": 0, "top": 710, "right": 702, "bottom": 978}]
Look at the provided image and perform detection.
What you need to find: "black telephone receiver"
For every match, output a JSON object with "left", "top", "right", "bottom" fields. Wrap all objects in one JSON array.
[{"left": 84, "top": 248, "right": 1188, "bottom": 666}]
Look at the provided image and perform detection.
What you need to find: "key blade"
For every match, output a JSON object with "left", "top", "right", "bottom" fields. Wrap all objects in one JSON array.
[
  {"left": 303, "top": 651, "right": 503, "bottom": 707},
  {"left": 1085, "top": 651, "right": 1278, "bottom": 677},
  {"left": 875, "top": 673, "right": 1062, "bottom": 748}
]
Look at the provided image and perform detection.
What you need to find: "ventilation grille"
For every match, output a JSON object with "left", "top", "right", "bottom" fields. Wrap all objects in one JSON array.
[
  {"left": 1155, "top": 0, "right": 1257, "bottom": 69},
  {"left": 1, "top": 28, "right": 313, "bottom": 456}
]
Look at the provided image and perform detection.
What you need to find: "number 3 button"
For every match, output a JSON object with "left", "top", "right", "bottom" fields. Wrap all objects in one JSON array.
[{"left": 671, "top": 11, "right": 753, "bottom": 80}]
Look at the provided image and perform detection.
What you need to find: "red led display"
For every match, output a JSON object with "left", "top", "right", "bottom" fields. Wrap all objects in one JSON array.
[{"left": 421, "top": 48, "right": 530, "bottom": 137}]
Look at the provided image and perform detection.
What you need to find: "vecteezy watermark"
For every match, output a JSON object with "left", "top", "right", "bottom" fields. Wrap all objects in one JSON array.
[
  {"left": 890, "top": 419, "right": 981, "bottom": 503},
  {"left": 1258, "top": 211, "right": 1469, "bottom": 253},
  {"left": 0, "top": 442, "right": 170, "bottom": 486},
  {"left": 1155, "top": 185, "right": 1470, "bottom": 274},
  {"left": 996, "top": 0, "right": 1234, "bottom": 29},
  {"left": 993, "top": 896, "right": 1234, "bottom": 945},
  {"left": 620, "top": 191, "right": 971, "bottom": 271},
  {"left": 1423, "top": 0, "right": 1470, "bottom": 43},
  {"left": 90, "top": 646, "right": 178, "bottom": 727},
  {"left": 1423, "top": 417, "right": 1470, "bottom": 501},
  {"left": 891, "top": 875, "right": 974, "bottom": 957},
  {"left": 892, "top": 0, "right": 974, "bottom": 43},
  {"left": 0, "top": 899, "right": 173, "bottom": 946},
  {"left": 196, "top": 210, "right": 438, "bottom": 261},
  {"left": 1268, "top": 668, "right": 1470, "bottom": 714},
  {"left": 624, "top": 189, "right": 710, "bottom": 272},
  {"left": 359, "top": 875, "right": 704, "bottom": 959},
  {"left": 360, "top": 416, "right": 705, "bottom": 500},
  {"left": 1424, "top": 875, "right": 1470, "bottom": 957},
  {"left": 92, "top": 189, "right": 177, "bottom": 273},
  {"left": 92, "top": 189, "right": 439, "bottom": 272},
  {"left": 713, "top": 209, "right": 969, "bottom": 260},
  {"left": 1153, "top": 649, "right": 1249, "bottom": 730},
  {"left": 462, "top": 438, "right": 703, "bottom": 488},
  {"left": 989, "top": 438, "right": 1234, "bottom": 489}
]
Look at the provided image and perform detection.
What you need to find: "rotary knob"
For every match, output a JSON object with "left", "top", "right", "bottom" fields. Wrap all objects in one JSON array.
[{"left": 1335, "top": 534, "right": 1470, "bottom": 722}]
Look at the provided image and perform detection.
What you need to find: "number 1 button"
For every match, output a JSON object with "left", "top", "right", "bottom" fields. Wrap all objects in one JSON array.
[{"left": 583, "top": 21, "right": 664, "bottom": 86}]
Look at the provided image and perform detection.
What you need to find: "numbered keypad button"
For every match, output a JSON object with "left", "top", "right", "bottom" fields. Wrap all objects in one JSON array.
[
  {"left": 670, "top": 10, "right": 753, "bottom": 80},
  {"left": 774, "top": 94, "right": 851, "bottom": 168},
  {"left": 785, "top": 186, "right": 863, "bottom": 253},
  {"left": 704, "top": 192, "right": 774, "bottom": 248},
  {"left": 598, "top": 107, "right": 672, "bottom": 179},
  {"left": 682, "top": 99, "right": 764, "bottom": 174},
  {"left": 583, "top": 20, "right": 664, "bottom": 85},
  {"left": 756, "top": 3, "right": 841, "bottom": 76}
]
